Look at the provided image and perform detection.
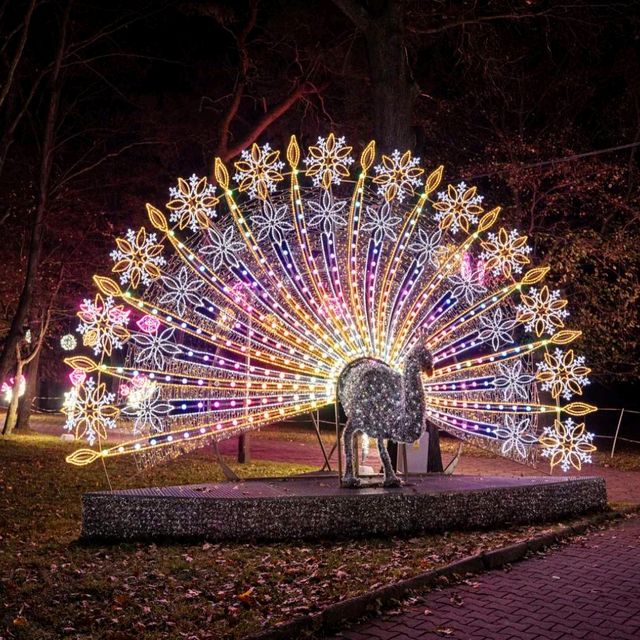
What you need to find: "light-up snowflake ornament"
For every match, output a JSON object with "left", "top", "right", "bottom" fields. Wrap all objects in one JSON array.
[
  {"left": 251, "top": 200, "right": 293, "bottom": 243},
  {"left": 448, "top": 265, "right": 487, "bottom": 306},
  {"left": 62, "top": 134, "right": 598, "bottom": 476},
  {"left": 201, "top": 226, "right": 244, "bottom": 270},
  {"left": 307, "top": 191, "right": 348, "bottom": 235},
  {"left": 409, "top": 227, "right": 442, "bottom": 267},
  {"left": 434, "top": 182, "right": 484, "bottom": 234},
  {"left": 159, "top": 266, "right": 204, "bottom": 317},
  {"left": 60, "top": 333, "right": 77, "bottom": 351},
  {"left": 373, "top": 150, "right": 424, "bottom": 202},
  {"left": 122, "top": 382, "right": 172, "bottom": 434},
  {"left": 481, "top": 228, "right": 531, "bottom": 278},
  {"left": 517, "top": 285, "right": 569, "bottom": 336},
  {"left": 303, "top": 134, "right": 354, "bottom": 188},
  {"left": 233, "top": 143, "right": 285, "bottom": 200},
  {"left": 477, "top": 307, "right": 517, "bottom": 350},
  {"left": 362, "top": 202, "right": 401, "bottom": 243},
  {"left": 539, "top": 418, "right": 596, "bottom": 472},
  {"left": 62, "top": 377, "right": 118, "bottom": 445},
  {"left": 536, "top": 348, "right": 591, "bottom": 400},
  {"left": 166, "top": 174, "right": 218, "bottom": 231},
  {"left": 131, "top": 327, "right": 181, "bottom": 369},
  {"left": 110, "top": 227, "right": 165, "bottom": 289},
  {"left": 494, "top": 415, "right": 538, "bottom": 459},
  {"left": 77, "top": 294, "right": 130, "bottom": 356},
  {"left": 494, "top": 360, "right": 535, "bottom": 400}
]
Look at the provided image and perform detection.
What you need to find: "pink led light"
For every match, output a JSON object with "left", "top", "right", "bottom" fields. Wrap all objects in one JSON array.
[
  {"left": 109, "top": 307, "right": 130, "bottom": 325},
  {"left": 137, "top": 315, "right": 160, "bottom": 334},
  {"left": 68, "top": 370, "right": 86, "bottom": 387},
  {"left": 477, "top": 258, "right": 487, "bottom": 285},
  {"left": 129, "top": 375, "right": 148, "bottom": 390},
  {"left": 461, "top": 251, "right": 473, "bottom": 278},
  {"left": 77, "top": 301, "right": 98, "bottom": 322}
]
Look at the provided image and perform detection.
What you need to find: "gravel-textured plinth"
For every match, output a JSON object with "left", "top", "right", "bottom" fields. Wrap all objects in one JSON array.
[{"left": 81, "top": 474, "right": 607, "bottom": 542}]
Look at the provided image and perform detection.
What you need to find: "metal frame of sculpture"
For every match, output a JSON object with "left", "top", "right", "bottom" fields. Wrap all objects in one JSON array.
[{"left": 60, "top": 134, "right": 597, "bottom": 483}]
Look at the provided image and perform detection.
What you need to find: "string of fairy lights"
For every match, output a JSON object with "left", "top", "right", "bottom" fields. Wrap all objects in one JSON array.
[{"left": 61, "top": 134, "right": 596, "bottom": 473}]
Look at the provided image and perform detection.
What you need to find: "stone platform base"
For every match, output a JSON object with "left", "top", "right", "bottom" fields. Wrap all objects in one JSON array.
[{"left": 81, "top": 473, "right": 607, "bottom": 542}]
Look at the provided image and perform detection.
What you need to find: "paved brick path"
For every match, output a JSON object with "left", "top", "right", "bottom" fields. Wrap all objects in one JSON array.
[
  {"left": 453, "top": 456, "right": 640, "bottom": 507},
  {"left": 220, "top": 435, "right": 640, "bottom": 505},
  {"left": 332, "top": 515, "right": 640, "bottom": 640}
]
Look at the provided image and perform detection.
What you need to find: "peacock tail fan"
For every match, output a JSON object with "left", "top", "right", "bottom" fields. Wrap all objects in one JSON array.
[{"left": 62, "top": 134, "right": 597, "bottom": 474}]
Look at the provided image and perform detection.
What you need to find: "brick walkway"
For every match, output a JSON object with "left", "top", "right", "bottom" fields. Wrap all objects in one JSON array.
[
  {"left": 332, "top": 515, "right": 640, "bottom": 640},
  {"left": 219, "top": 436, "right": 640, "bottom": 505},
  {"left": 453, "top": 456, "right": 640, "bottom": 507}
]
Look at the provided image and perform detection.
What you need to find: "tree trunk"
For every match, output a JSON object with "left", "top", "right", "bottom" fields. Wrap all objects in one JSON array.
[
  {"left": 2, "top": 360, "right": 23, "bottom": 436},
  {"left": 237, "top": 433, "right": 251, "bottom": 463},
  {"left": 426, "top": 422, "right": 444, "bottom": 472},
  {"left": 386, "top": 440, "right": 398, "bottom": 471},
  {"left": 363, "top": 1, "right": 416, "bottom": 153},
  {"left": 16, "top": 347, "right": 41, "bottom": 430},
  {"left": 333, "top": 0, "right": 417, "bottom": 153},
  {"left": 0, "top": 0, "right": 70, "bottom": 385},
  {"left": 0, "top": 0, "right": 37, "bottom": 112}
]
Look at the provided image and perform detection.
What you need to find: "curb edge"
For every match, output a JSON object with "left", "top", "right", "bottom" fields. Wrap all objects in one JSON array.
[{"left": 246, "top": 506, "right": 638, "bottom": 640}]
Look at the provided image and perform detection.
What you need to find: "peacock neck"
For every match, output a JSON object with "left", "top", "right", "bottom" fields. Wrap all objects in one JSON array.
[{"left": 398, "top": 357, "right": 427, "bottom": 442}]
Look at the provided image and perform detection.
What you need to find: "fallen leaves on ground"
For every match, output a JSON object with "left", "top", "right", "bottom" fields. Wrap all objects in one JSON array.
[
  {"left": 0, "top": 433, "right": 609, "bottom": 640},
  {"left": 435, "top": 626, "right": 455, "bottom": 636}
]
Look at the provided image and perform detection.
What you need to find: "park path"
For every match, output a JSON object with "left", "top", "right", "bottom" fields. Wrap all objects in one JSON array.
[
  {"left": 330, "top": 515, "right": 640, "bottom": 640},
  {"left": 216, "top": 434, "right": 640, "bottom": 505},
  {"left": 453, "top": 455, "right": 640, "bottom": 506},
  {"left": 26, "top": 413, "right": 640, "bottom": 504}
]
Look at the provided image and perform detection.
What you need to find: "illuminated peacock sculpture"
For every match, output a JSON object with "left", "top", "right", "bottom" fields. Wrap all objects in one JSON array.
[
  {"left": 338, "top": 341, "right": 434, "bottom": 487},
  {"left": 62, "top": 134, "right": 597, "bottom": 479}
]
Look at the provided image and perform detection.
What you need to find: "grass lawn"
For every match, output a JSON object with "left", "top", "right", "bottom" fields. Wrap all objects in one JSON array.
[{"left": 0, "top": 431, "right": 616, "bottom": 639}]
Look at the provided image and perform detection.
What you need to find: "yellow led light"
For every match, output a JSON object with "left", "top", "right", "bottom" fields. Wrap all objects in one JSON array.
[{"left": 65, "top": 135, "right": 596, "bottom": 476}]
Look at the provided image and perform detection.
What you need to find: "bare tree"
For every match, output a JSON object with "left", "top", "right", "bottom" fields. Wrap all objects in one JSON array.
[
  {"left": 200, "top": 0, "right": 326, "bottom": 161},
  {"left": 333, "top": 0, "right": 416, "bottom": 152},
  {"left": 0, "top": 0, "right": 38, "bottom": 111},
  {"left": 0, "top": 1, "right": 71, "bottom": 387},
  {"left": 2, "top": 305, "right": 51, "bottom": 435}
]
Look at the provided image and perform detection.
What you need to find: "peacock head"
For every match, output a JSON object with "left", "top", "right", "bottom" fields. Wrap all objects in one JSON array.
[{"left": 407, "top": 341, "right": 434, "bottom": 377}]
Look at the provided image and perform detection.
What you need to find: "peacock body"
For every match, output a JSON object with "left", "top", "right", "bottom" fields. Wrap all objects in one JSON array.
[
  {"left": 338, "top": 342, "right": 434, "bottom": 486},
  {"left": 62, "top": 134, "right": 596, "bottom": 475}
]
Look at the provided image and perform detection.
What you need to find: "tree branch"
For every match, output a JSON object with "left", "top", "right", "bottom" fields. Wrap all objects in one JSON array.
[
  {"left": 406, "top": 4, "right": 624, "bottom": 36},
  {"left": 52, "top": 141, "right": 162, "bottom": 193},
  {"left": 331, "top": 0, "right": 370, "bottom": 31},
  {"left": 0, "top": 0, "right": 37, "bottom": 111},
  {"left": 223, "top": 81, "right": 328, "bottom": 161},
  {"left": 216, "top": 0, "right": 259, "bottom": 158}
]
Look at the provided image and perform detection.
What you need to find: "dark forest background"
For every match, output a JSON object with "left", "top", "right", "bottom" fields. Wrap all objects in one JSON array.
[{"left": 1, "top": 0, "right": 639, "bottom": 429}]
